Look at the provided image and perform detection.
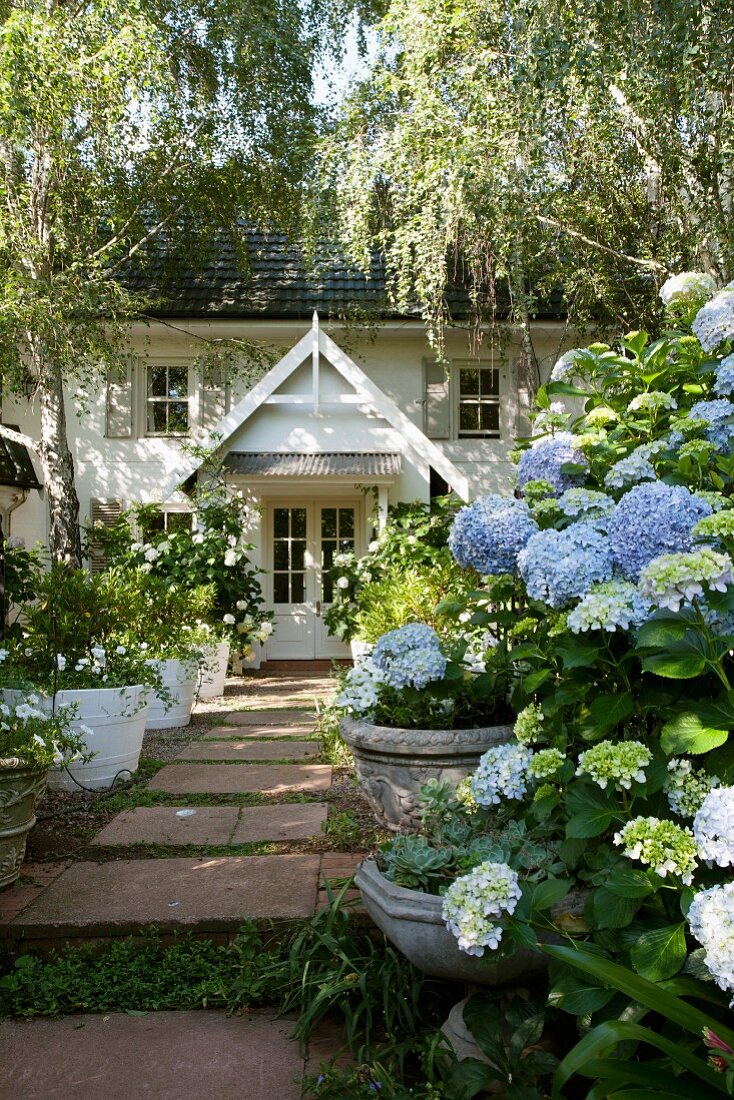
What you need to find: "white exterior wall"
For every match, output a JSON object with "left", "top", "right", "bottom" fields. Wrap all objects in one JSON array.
[{"left": 2, "top": 317, "right": 571, "bottom": 552}]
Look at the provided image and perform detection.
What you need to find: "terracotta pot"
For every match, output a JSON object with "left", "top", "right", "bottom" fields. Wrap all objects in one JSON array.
[{"left": 340, "top": 716, "right": 514, "bottom": 829}]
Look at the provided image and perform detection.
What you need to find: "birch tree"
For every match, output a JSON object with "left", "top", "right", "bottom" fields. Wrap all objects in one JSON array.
[
  {"left": 321, "top": 0, "right": 734, "bottom": 392},
  {"left": 0, "top": 0, "right": 364, "bottom": 564}
]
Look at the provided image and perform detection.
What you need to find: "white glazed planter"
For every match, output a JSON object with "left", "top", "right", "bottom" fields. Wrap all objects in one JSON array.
[
  {"left": 340, "top": 716, "right": 514, "bottom": 829},
  {"left": 146, "top": 658, "right": 198, "bottom": 730},
  {"left": 197, "top": 640, "right": 231, "bottom": 700},
  {"left": 1, "top": 685, "right": 149, "bottom": 793}
]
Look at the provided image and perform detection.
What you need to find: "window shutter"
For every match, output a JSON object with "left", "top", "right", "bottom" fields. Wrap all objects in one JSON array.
[
  {"left": 424, "top": 360, "right": 451, "bottom": 439},
  {"left": 106, "top": 358, "right": 134, "bottom": 438},
  {"left": 200, "top": 368, "right": 230, "bottom": 431},
  {"left": 89, "top": 498, "right": 122, "bottom": 573}
]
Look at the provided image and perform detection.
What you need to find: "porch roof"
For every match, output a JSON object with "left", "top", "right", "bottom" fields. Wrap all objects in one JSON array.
[{"left": 224, "top": 452, "right": 402, "bottom": 479}]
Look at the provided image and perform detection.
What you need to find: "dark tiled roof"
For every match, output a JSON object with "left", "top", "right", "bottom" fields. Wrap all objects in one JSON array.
[
  {"left": 0, "top": 426, "right": 42, "bottom": 490},
  {"left": 224, "top": 451, "right": 402, "bottom": 478},
  {"left": 124, "top": 229, "right": 564, "bottom": 322}
]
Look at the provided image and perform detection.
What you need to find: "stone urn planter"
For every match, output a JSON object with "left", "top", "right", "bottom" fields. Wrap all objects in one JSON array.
[
  {"left": 339, "top": 716, "right": 514, "bottom": 829},
  {"left": 0, "top": 759, "right": 47, "bottom": 889},
  {"left": 1, "top": 686, "right": 149, "bottom": 793},
  {"left": 197, "top": 640, "right": 231, "bottom": 700},
  {"left": 356, "top": 859, "right": 546, "bottom": 985},
  {"left": 146, "top": 658, "right": 198, "bottom": 730}
]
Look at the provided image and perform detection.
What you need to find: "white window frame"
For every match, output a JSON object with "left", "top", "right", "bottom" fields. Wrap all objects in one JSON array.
[
  {"left": 144, "top": 362, "right": 192, "bottom": 437},
  {"left": 451, "top": 359, "right": 505, "bottom": 440},
  {"left": 143, "top": 506, "right": 196, "bottom": 535}
]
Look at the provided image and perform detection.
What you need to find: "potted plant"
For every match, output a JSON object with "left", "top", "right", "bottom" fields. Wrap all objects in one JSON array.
[
  {"left": 336, "top": 619, "right": 517, "bottom": 828},
  {"left": 0, "top": 695, "right": 88, "bottom": 886},
  {"left": 0, "top": 566, "right": 162, "bottom": 791}
]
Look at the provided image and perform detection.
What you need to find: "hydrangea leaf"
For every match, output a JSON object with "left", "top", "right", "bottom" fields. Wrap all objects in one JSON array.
[
  {"left": 546, "top": 381, "right": 592, "bottom": 399},
  {"left": 660, "top": 713, "right": 728, "bottom": 755},
  {"left": 591, "top": 888, "right": 641, "bottom": 929},
  {"left": 531, "top": 877, "right": 572, "bottom": 912},
  {"left": 580, "top": 692, "right": 634, "bottom": 736},
  {"left": 547, "top": 969, "right": 615, "bottom": 1016},
  {"left": 566, "top": 808, "right": 618, "bottom": 838},
  {"left": 631, "top": 923, "right": 687, "bottom": 982},
  {"left": 641, "top": 650, "right": 707, "bottom": 679},
  {"left": 636, "top": 616, "right": 693, "bottom": 649},
  {"left": 605, "top": 867, "right": 655, "bottom": 899},
  {"left": 554, "top": 638, "right": 602, "bottom": 669}
]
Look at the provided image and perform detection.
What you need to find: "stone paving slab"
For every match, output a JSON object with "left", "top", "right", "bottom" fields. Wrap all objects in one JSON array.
[
  {"left": 148, "top": 762, "right": 333, "bottom": 795},
  {"left": 223, "top": 709, "right": 316, "bottom": 726},
  {"left": 90, "top": 806, "right": 240, "bottom": 847},
  {"left": 175, "top": 740, "right": 318, "bottom": 762},
  {"left": 232, "top": 803, "right": 328, "bottom": 842},
  {"left": 0, "top": 1011, "right": 304, "bottom": 1100},
  {"left": 9, "top": 854, "right": 321, "bottom": 934},
  {"left": 203, "top": 723, "right": 316, "bottom": 740}
]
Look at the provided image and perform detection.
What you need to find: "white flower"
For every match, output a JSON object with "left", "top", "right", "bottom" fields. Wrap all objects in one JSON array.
[
  {"left": 694, "top": 787, "right": 734, "bottom": 867},
  {"left": 660, "top": 271, "right": 717, "bottom": 309},
  {"left": 222, "top": 614, "right": 236, "bottom": 625},
  {"left": 470, "top": 744, "right": 532, "bottom": 805},
  {"left": 614, "top": 816, "right": 698, "bottom": 884},
  {"left": 192, "top": 532, "right": 205, "bottom": 545},
  {"left": 56, "top": 654, "right": 67, "bottom": 671},
  {"left": 576, "top": 740, "right": 652, "bottom": 791},
  {"left": 368, "top": 540, "right": 380, "bottom": 553},
  {"left": 144, "top": 546, "right": 159, "bottom": 562},
  {"left": 130, "top": 542, "right": 143, "bottom": 552},
  {"left": 139, "top": 642, "right": 148, "bottom": 651},
  {"left": 442, "top": 862, "right": 522, "bottom": 956},
  {"left": 116, "top": 645, "right": 127, "bottom": 655},
  {"left": 335, "top": 576, "right": 350, "bottom": 590},
  {"left": 688, "top": 884, "right": 734, "bottom": 1001},
  {"left": 259, "top": 622, "right": 273, "bottom": 638},
  {"left": 157, "top": 540, "right": 171, "bottom": 554},
  {"left": 228, "top": 535, "right": 237, "bottom": 547},
  {"left": 666, "top": 759, "right": 720, "bottom": 818},
  {"left": 235, "top": 600, "right": 247, "bottom": 611},
  {"left": 223, "top": 549, "right": 238, "bottom": 567},
  {"left": 0, "top": 648, "right": 8, "bottom": 662}
]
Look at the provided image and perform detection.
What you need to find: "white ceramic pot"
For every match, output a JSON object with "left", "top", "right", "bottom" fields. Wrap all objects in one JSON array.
[
  {"left": 145, "top": 658, "right": 198, "bottom": 730},
  {"left": 197, "top": 640, "right": 230, "bottom": 700},
  {"left": 1, "top": 685, "right": 149, "bottom": 793}
]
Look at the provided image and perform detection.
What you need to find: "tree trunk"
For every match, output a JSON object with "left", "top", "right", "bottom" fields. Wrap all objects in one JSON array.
[
  {"left": 509, "top": 248, "right": 541, "bottom": 414},
  {"left": 36, "top": 353, "right": 83, "bottom": 566}
]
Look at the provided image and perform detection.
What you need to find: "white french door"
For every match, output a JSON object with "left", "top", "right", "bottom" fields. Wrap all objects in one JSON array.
[{"left": 264, "top": 499, "right": 361, "bottom": 659}]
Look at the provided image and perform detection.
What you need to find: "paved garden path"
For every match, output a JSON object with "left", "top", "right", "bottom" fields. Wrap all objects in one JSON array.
[{"left": 0, "top": 669, "right": 363, "bottom": 1098}]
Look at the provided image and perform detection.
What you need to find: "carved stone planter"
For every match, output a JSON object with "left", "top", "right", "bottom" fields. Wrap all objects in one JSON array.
[
  {"left": 355, "top": 859, "right": 546, "bottom": 985},
  {"left": 0, "top": 759, "right": 47, "bottom": 890},
  {"left": 339, "top": 716, "right": 514, "bottom": 828}
]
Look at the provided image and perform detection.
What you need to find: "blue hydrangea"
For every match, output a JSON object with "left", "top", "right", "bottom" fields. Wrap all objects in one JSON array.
[
  {"left": 517, "top": 522, "right": 614, "bottom": 608},
  {"left": 713, "top": 354, "right": 734, "bottom": 397},
  {"left": 688, "top": 399, "right": 734, "bottom": 453},
  {"left": 567, "top": 579, "right": 652, "bottom": 633},
  {"left": 604, "top": 441, "right": 665, "bottom": 490},
  {"left": 516, "top": 433, "right": 588, "bottom": 496},
  {"left": 372, "top": 623, "right": 447, "bottom": 690},
  {"left": 449, "top": 495, "right": 539, "bottom": 575},
  {"left": 557, "top": 488, "right": 615, "bottom": 522},
  {"left": 608, "top": 482, "right": 713, "bottom": 580}
]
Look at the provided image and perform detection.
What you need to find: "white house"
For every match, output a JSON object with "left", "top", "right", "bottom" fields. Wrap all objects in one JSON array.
[{"left": 2, "top": 232, "right": 570, "bottom": 662}]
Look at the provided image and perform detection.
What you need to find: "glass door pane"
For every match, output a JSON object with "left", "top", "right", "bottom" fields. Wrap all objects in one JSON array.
[
  {"left": 320, "top": 506, "right": 356, "bottom": 602},
  {"left": 272, "top": 507, "right": 308, "bottom": 604}
]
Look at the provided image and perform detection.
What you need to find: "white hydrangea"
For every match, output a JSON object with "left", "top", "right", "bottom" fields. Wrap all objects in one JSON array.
[
  {"left": 550, "top": 349, "right": 584, "bottom": 382},
  {"left": 470, "top": 743, "right": 531, "bottom": 805},
  {"left": 527, "top": 747, "right": 565, "bottom": 780},
  {"left": 567, "top": 579, "right": 651, "bottom": 634},
  {"left": 56, "top": 654, "right": 66, "bottom": 671},
  {"left": 577, "top": 740, "right": 651, "bottom": 791},
  {"left": 688, "top": 884, "right": 734, "bottom": 1001},
  {"left": 694, "top": 787, "right": 734, "bottom": 867},
  {"left": 513, "top": 703, "right": 545, "bottom": 745},
  {"left": 627, "top": 391, "right": 678, "bottom": 414},
  {"left": 441, "top": 861, "right": 522, "bottom": 956},
  {"left": 659, "top": 271, "right": 717, "bottom": 309},
  {"left": 223, "top": 549, "right": 238, "bottom": 567},
  {"left": 614, "top": 816, "right": 698, "bottom": 884},
  {"left": 693, "top": 282, "right": 734, "bottom": 352},
  {"left": 335, "top": 659, "right": 389, "bottom": 719},
  {"left": 665, "top": 759, "right": 720, "bottom": 818},
  {"left": 638, "top": 549, "right": 734, "bottom": 612}
]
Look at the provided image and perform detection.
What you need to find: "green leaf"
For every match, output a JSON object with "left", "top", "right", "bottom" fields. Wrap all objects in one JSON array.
[
  {"left": 605, "top": 867, "right": 654, "bottom": 899},
  {"left": 532, "top": 877, "right": 571, "bottom": 912},
  {"left": 636, "top": 618, "right": 692, "bottom": 648},
  {"left": 631, "top": 923, "right": 687, "bottom": 982},
  {"left": 543, "top": 944, "right": 734, "bottom": 1051},
  {"left": 641, "top": 651, "right": 707, "bottom": 679},
  {"left": 555, "top": 638, "right": 602, "bottom": 669},
  {"left": 546, "top": 381, "right": 592, "bottom": 398},
  {"left": 548, "top": 969, "right": 614, "bottom": 1016},
  {"left": 592, "top": 888, "right": 640, "bottom": 929},
  {"left": 522, "top": 668, "right": 551, "bottom": 693},
  {"left": 579, "top": 1057, "right": 719, "bottom": 1097},
  {"left": 584, "top": 692, "right": 634, "bottom": 733},
  {"left": 566, "top": 809, "right": 617, "bottom": 838},
  {"left": 661, "top": 713, "right": 728, "bottom": 755}
]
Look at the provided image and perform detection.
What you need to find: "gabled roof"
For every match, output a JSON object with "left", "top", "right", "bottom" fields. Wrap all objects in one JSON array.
[{"left": 124, "top": 228, "right": 565, "bottom": 322}]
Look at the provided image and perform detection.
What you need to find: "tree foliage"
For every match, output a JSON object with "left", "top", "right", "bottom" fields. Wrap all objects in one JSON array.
[
  {"left": 0, "top": 0, "right": 364, "bottom": 561},
  {"left": 320, "top": 0, "right": 734, "bottom": 356}
]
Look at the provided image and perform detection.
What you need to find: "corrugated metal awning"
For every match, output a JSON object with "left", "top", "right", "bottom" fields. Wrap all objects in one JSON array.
[{"left": 224, "top": 452, "right": 402, "bottom": 478}]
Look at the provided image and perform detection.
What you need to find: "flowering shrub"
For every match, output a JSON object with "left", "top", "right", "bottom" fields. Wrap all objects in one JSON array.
[
  {"left": 449, "top": 495, "right": 538, "bottom": 575},
  {"left": 518, "top": 522, "right": 614, "bottom": 607},
  {"left": 0, "top": 696, "right": 88, "bottom": 768},
  {"left": 441, "top": 861, "right": 522, "bottom": 956},
  {"left": 515, "top": 433, "right": 587, "bottom": 495},
  {"left": 607, "top": 482, "right": 711, "bottom": 580}
]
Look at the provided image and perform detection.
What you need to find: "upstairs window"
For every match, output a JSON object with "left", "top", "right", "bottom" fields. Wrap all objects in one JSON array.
[
  {"left": 146, "top": 365, "right": 189, "bottom": 435},
  {"left": 456, "top": 365, "right": 500, "bottom": 438}
]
